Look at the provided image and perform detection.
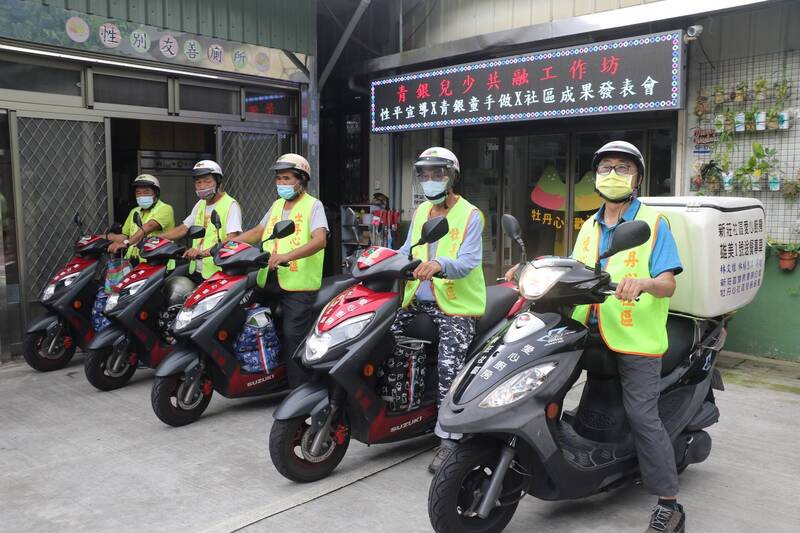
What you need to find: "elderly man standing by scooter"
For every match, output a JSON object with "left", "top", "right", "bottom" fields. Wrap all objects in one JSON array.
[
  {"left": 157, "top": 160, "right": 243, "bottom": 283},
  {"left": 393, "top": 147, "right": 486, "bottom": 474},
  {"left": 506, "top": 140, "right": 684, "bottom": 533},
  {"left": 234, "top": 153, "right": 328, "bottom": 389}
]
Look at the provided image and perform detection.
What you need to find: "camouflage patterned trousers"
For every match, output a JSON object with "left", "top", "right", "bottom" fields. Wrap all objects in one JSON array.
[{"left": 390, "top": 301, "right": 476, "bottom": 439}]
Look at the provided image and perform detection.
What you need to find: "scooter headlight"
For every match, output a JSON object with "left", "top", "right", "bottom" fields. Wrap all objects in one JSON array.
[
  {"left": 303, "top": 313, "right": 374, "bottom": 363},
  {"left": 478, "top": 362, "right": 558, "bottom": 408},
  {"left": 174, "top": 291, "right": 227, "bottom": 331},
  {"left": 518, "top": 264, "right": 569, "bottom": 300},
  {"left": 41, "top": 272, "right": 80, "bottom": 301}
]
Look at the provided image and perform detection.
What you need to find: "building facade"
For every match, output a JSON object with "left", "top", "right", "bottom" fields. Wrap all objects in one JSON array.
[
  {"left": 0, "top": 0, "right": 317, "bottom": 357},
  {"left": 338, "top": 0, "right": 798, "bottom": 360}
]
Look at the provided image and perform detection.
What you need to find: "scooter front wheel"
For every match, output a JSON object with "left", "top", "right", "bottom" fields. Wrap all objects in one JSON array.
[
  {"left": 84, "top": 348, "right": 136, "bottom": 391},
  {"left": 151, "top": 374, "right": 212, "bottom": 427},
  {"left": 23, "top": 329, "right": 76, "bottom": 372},
  {"left": 269, "top": 415, "right": 350, "bottom": 483},
  {"left": 428, "top": 439, "right": 521, "bottom": 533}
]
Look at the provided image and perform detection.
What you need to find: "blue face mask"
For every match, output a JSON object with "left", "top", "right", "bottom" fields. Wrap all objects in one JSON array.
[
  {"left": 137, "top": 196, "right": 155, "bottom": 209},
  {"left": 421, "top": 180, "right": 448, "bottom": 204},
  {"left": 277, "top": 184, "right": 299, "bottom": 200}
]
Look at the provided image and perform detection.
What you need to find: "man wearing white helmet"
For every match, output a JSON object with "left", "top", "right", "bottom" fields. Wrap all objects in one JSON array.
[
  {"left": 506, "top": 141, "right": 685, "bottom": 533},
  {"left": 392, "top": 147, "right": 486, "bottom": 473},
  {"left": 158, "top": 159, "right": 242, "bottom": 281},
  {"left": 107, "top": 174, "right": 175, "bottom": 260},
  {"left": 235, "top": 153, "right": 327, "bottom": 387}
]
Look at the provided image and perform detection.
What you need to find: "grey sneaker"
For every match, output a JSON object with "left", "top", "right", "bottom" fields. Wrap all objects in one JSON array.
[
  {"left": 645, "top": 503, "right": 685, "bottom": 533},
  {"left": 428, "top": 439, "right": 457, "bottom": 473}
]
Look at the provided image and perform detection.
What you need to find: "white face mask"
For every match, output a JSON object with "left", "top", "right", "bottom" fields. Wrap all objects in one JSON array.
[{"left": 422, "top": 180, "right": 449, "bottom": 204}]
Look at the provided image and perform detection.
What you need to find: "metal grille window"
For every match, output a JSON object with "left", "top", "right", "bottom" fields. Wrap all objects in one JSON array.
[
  {"left": 17, "top": 118, "right": 108, "bottom": 302},
  {"left": 219, "top": 129, "right": 280, "bottom": 228},
  {"left": 180, "top": 84, "right": 240, "bottom": 115},
  {"left": 0, "top": 58, "right": 80, "bottom": 96},
  {"left": 93, "top": 75, "right": 168, "bottom": 108}
]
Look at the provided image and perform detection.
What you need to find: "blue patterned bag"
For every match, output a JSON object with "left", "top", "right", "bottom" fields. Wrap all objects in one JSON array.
[
  {"left": 233, "top": 306, "right": 280, "bottom": 373},
  {"left": 91, "top": 287, "right": 112, "bottom": 332}
]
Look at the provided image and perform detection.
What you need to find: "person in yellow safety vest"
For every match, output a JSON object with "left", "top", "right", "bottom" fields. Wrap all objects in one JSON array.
[
  {"left": 505, "top": 140, "right": 685, "bottom": 533},
  {"left": 107, "top": 174, "right": 175, "bottom": 259},
  {"left": 157, "top": 160, "right": 243, "bottom": 283},
  {"left": 391, "top": 147, "right": 486, "bottom": 474},
  {"left": 234, "top": 153, "right": 327, "bottom": 387}
]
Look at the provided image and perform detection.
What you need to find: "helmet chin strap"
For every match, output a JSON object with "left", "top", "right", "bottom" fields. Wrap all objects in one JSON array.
[{"left": 425, "top": 189, "right": 449, "bottom": 207}]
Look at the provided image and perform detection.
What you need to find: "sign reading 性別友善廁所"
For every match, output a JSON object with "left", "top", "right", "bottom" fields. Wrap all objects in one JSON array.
[{"left": 371, "top": 30, "right": 684, "bottom": 133}]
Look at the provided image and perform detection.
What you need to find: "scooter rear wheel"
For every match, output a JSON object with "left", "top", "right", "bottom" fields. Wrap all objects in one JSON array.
[
  {"left": 428, "top": 439, "right": 520, "bottom": 533},
  {"left": 84, "top": 348, "right": 136, "bottom": 391},
  {"left": 151, "top": 374, "right": 212, "bottom": 427},
  {"left": 269, "top": 416, "right": 350, "bottom": 483},
  {"left": 23, "top": 330, "right": 76, "bottom": 372}
]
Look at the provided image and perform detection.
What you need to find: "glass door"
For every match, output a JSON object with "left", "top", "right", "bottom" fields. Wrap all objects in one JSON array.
[
  {"left": 457, "top": 137, "right": 501, "bottom": 282},
  {"left": 502, "top": 134, "right": 569, "bottom": 276}
]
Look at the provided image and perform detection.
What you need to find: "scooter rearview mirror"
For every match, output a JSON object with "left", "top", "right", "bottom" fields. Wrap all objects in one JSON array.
[
  {"left": 270, "top": 220, "right": 296, "bottom": 240},
  {"left": 107, "top": 223, "right": 123, "bottom": 235},
  {"left": 409, "top": 216, "right": 449, "bottom": 260},
  {"left": 73, "top": 213, "right": 84, "bottom": 233},
  {"left": 502, "top": 214, "right": 527, "bottom": 261},
  {"left": 597, "top": 220, "right": 651, "bottom": 272},
  {"left": 187, "top": 225, "right": 205, "bottom": 240},
  {"left": 210, "top": 210, "right": 222, "bottom": 230},
  {"left": 133, "top": 212, "right": 143, "bottom": 228}
]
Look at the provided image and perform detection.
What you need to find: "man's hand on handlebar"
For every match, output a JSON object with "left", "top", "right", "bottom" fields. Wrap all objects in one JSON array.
[
  {"left": 107, "top": 241, "right": 127, "bottom": 254},
  {"left": 503, "top": 264, "right": 519, "bottom": 283},
  {"left": 183, "top": 247, "right": 206, "bottom": 260},
  {"left": 268, "top": 253, "right": 290, "bottom": 270},
  {"left": 614, "top": 276, "right": 651, "bottom": 302},
  {"left": 413, "top": 260, "right": 443, "bottom": 281}
]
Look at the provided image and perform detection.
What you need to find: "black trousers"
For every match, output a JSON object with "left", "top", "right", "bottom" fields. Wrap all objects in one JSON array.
[{"left": 256, "top": 273, "right": 316, "bottom": 388}]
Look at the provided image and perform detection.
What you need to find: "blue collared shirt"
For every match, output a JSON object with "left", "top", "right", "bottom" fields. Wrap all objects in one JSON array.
[
  {"left": 592, "top": 198, "right": 683, "bottom": 277},
  {"left": 398, "top": 207, "right": 484, "bottom": 302}
]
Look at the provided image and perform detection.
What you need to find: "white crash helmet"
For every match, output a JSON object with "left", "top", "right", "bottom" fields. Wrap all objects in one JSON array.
[
  {"left": 271, "top": 153, "right": 311, "bottom": 184},
  {"left": 192, "top": 160, "right": 224, "bottom": 181}
]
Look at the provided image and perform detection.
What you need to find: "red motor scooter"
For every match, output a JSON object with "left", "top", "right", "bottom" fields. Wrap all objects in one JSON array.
[
  {"left": 23, "top": 214, "right": 117, "bottom": 372},
  {"left": 150, "top": 214, "right": 355, "bottom": 426},
  {"left": 268, "top": 216, "right": 524, "bottom": 482}
]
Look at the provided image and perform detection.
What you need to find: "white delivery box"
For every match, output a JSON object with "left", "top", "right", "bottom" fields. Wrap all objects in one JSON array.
[{"left": 639, "top": 197, "right": 765, "bottom": 318}]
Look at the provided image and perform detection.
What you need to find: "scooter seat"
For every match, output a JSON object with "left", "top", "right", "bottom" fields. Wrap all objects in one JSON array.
[
  {"left": 581, "top": 315, "right": 697, "bottom": 377},
  {"left": 312, "top": 274, "right": 357, "bottom": 312},
  {"left": 661, "top": 315, "right": 696, "bottom": 376},
  {"left": 475, "top": 285, "right": 519, "bottom": 335}
]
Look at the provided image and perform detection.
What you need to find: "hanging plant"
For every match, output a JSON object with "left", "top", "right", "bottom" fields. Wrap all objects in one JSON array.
[
  {"left": 767, "top": 107, "right": 781, "bottom": 130},
  {"left": 724, "top": 110, "right": 735, "bottom": 132},
  {"left": 734, "top": 82, "right": 748, "bottom": 102},
  {"left": 753, "top": 76, "right": 769, "bottom": 101},
  {"left": 784, "top": 173, "right": 800, "bottom": 202},
  {"left": 744, "top": 110, "right": 757, "bottom": 131},
  {"left": 700, "top": 160, "right": 723, "bottom": 193},
  {"left": 713, "top": 85, "right": 726, "bottom": 104},
  {"left": 774, "top": 80, "right": 792, "bottom": 103}
]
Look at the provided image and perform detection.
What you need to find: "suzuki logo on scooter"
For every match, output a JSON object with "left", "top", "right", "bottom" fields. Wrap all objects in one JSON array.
[
  {"left": 537, "top": 327, "right": 575, "bottom": 346},
  {"left": 246, "top": 373, "right": 276, "bottom": 387},
  {"left": 390, "top": 415, "right": 423, "bottom": 433}
]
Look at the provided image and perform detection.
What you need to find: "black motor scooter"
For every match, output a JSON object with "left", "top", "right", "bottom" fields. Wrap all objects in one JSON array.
[
  {"left": 23, "top": 214, "right": 118, "bottom": 372},
  {"left": 83, "top": 212, "right": 205, "bottom": 390},
  {"left": 427, "top": 215, "right": 727, "bottom": 533}
]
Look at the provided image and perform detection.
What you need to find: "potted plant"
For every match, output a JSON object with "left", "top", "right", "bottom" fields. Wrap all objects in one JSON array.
[
  {"left": 753, "top": 76, "right": 769, "bottom": 100},
  {"left": 733, "top": 164, "right": 753, "bottom": 192},
  {"left": 700, "top": 160, "right": 723, "bottom": 193},
  {"left": 719, "top": 152, "right": 734, "bottom": 191},
  {"left": 734, "top": 111, "right": 746, "bottom": 132},
  {"left": 768, "top": 239, "right": 799, "bottom": 271},
  {"left": 713, "top": 85, "right": 726, "bottom": 104},
  {"left": 744, "top": 110, "right": 757, "bottom": 131},
  {"left": 774, "top": 80, "right": 791, "bottom": 103},
  {"left": 734, "top": 82, "right": 748, "bottom": 102},
  {"left": 724, "top": 110, "right": 735, "bottom": 132},
  {"left": 783, "top": 177, "right": 800, "bottom": 202},
  {"left": 767, "top": 107, "right": 781, "bottom": 130},
  {"left": 751, "top": 142, "right": 779, "bottom": 192}
]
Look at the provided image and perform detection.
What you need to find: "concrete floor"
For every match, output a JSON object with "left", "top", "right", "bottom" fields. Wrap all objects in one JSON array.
[{"left": 1, "top": 352, "right": 799, "bottom": 533}]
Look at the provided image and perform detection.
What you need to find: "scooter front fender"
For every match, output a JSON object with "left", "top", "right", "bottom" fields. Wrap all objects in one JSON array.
[
  {"left": 86, "top": 325, "right": 127, "bottom": 351},
  {"left": 26, "top": 313, "right": 60, "bottom": 334},
  {"left": 154, "top": 348, "right": 200, "bottom": 377},
  {"left": 273, "top": 382, "right": 329, "bottom": 421}
]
